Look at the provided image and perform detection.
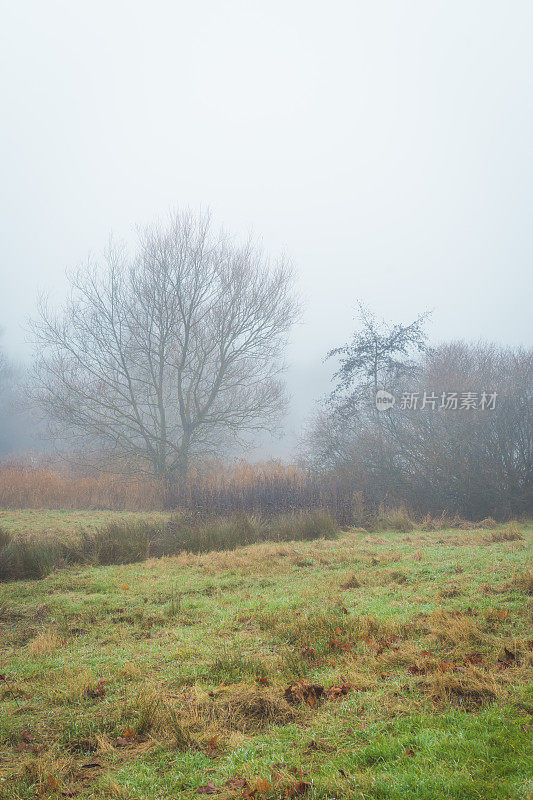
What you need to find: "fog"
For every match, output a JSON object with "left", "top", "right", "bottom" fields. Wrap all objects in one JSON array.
[{"left": 1, "top": 0, "right": 532, "bottom": 457}]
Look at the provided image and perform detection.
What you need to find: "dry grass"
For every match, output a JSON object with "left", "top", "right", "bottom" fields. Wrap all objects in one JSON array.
[
  {"left": 379, "top": 568, "right": 409, "bottom": 584},
  {"left": 1, "top": 518, "right": 531, "bottom": 800},
  {"left": 438, "top": 584, "right": 462, "bottom": 598},
  {"left": 427, "top": 611, "right": 491, "bottom": 654},
  {"left": 420, "top": 515, "right": 499, "bottom": 531},
  {"left": 4, "top": 750, "right": 78, "bottom": 798},
  {"left": 0, "top": 465, "right": 163, "bottom": 511},
  {"left": 484, "top": 524, "right": 524, "bottom": 544},
  {"left": 202, "top": 685, "right": 299, "bottom": 734},
  {"left": 419, "top": 667, "right": 502, "bottom": 710},
  {"left": 28, "top": 628, "right": 63, "bottom": 656},
  {"left": 0, "top": 461, "right": 352, "bottom": 521},
  {"left": 504, "top": 569, "right": 533, "bottom": 595},
  {"left": 340, "top": 573, "right": 361, "bottom": 589},
  {"left": 123, "top": 683, "right": 300, "bottom": 748}
]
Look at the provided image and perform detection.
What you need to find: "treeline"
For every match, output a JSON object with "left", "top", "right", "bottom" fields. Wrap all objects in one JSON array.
[
  {"left": 1, "top": 262, "right": 531, "bottom": 522},
  {"left": 304, "top": 340, "right": 533, "bottom": 521},
  {"left": 1, "top": 334, "right": 532, "bottom": 522}
]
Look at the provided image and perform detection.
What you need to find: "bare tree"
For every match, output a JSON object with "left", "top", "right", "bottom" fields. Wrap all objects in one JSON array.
[{"left": 31, "top": 210, "right": 299, "bottom": 489}]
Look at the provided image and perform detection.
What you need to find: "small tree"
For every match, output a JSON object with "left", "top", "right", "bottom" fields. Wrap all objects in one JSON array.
[
  {"left": 31, "top": 210, "right": 299, "bottom": 490},
  {"left": 327, "top": 302, "right": 431, "bottom": 414}
]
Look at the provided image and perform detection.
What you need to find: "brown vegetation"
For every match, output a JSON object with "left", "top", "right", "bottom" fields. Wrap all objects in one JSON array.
[{"left": 0, "top": 461, "right": 354, "bottom": 522}]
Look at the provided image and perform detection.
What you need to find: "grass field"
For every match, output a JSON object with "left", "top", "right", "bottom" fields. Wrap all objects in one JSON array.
[{"left": 0, "top": 513, "right": 532, "bottom": 800}]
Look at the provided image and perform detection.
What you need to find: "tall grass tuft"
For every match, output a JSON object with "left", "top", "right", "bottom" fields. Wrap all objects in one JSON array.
[
  {"left": 267, "top": 511, "right": 338, "bottom": 541},
  {"left": 374, "top": 505, "right": 416, "bottom": 532},
  {"left": 151, "top": 511, "right": 337, "bottom": 556},
  {"left": 91, "top": 521, "right": 152, "bottom": 565},
  {"left": 0, "top": 536, "right": 57, "bottom": 581}
]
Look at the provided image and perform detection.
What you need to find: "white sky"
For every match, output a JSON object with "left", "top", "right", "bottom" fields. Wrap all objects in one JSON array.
[{"left": 1, "top": 0, "right": 532, "bottom": 455}]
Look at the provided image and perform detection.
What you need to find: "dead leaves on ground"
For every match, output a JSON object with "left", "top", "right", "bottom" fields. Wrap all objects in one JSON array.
[
  {"left": 204, "top": 735, "right": 222, "bottom": 758},
  {"left": 284, "top": 678, "right": 352, "bottom": 707},
  {"left": 197, "top": 781, "right": 219, "bottom": 795},
  {"left": 197, "top": 773, "right": 310, "bottom": 797},
  {"left": 362, "top": 634, "right": 400, "bottom": 656},
  {"left": 284, "top": 681, "right": 325, "bottom": 707},
  {"left": 408, "top": 652, "right": 485, "bottom": 676},
  {"left": 14, "top": 729, "right": 45, "bottom": 755},
  {"left": 115, "top": 727, "right": 138, "bottom": 747},
  {"left": 328, "top": 626, "right": 352, "bottom": 653},
  {"left": 85, "top": 678, "right": 106, "bottom": 699},
  {"left": 497, "top": 645, "right": 523, "bottom": 669},
  {"left": 326, "top": 682, "right": 354, "bottom": 700},
  {"left": 406, "top": 644, "right": 525, "bottom": 680}
]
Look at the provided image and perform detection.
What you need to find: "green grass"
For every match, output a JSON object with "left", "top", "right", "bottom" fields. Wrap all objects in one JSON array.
[{"left": 0, "top": 513, "right": 531, "bottom": 799}]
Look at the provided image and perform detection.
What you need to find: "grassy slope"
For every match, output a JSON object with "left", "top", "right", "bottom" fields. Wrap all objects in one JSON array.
[{"left": 0, "top": 517, "right": 531, "bottom": 800}]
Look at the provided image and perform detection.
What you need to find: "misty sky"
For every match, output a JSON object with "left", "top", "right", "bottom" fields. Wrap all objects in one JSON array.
[{"left": 1, "top": 1, "right": 532, "bottom": 456}]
